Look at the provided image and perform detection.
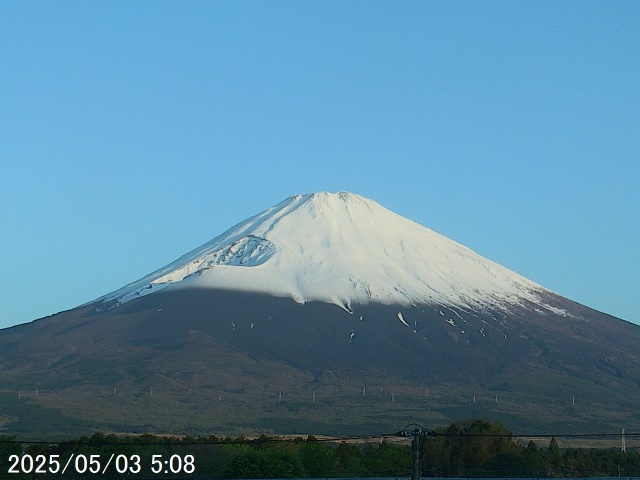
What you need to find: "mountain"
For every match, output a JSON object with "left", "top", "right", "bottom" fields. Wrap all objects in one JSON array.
[
  {"left": 96, "top": 191, "right": 565, "bottom": 316},
  {"left": 1, "top": 191, "right": 640, "bottom": 439}
]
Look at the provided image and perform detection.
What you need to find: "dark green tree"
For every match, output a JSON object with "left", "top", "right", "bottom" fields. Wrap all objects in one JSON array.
[
  {"left": 363, "top": 440, "right": 411, "bottom": 476},
  {"left": 299, "top": 437, "right": 338, "bottom": 477},
  {"left": 335, "top": 442, "right": 365, "bottom": 476},
  {"left": 523, "top": 440, "right": 545, "bottom": 476},
  {"left": 545, "top": 436, "right": 562, "bottom": 475},
  {"left": 422, "top": 419, "right": 518, "bottom": 476}
]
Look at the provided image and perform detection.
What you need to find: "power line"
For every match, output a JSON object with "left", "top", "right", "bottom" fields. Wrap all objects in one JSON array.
[{"left": 2, "top": 428, "right": 640, "bottom": 445}]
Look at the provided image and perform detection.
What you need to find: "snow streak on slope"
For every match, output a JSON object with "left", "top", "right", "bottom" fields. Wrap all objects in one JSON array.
[{"left": 95, "top": 192, "right": 562, "bottom": 314}]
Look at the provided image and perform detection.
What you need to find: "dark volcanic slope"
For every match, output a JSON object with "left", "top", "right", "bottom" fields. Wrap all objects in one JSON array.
[{"left": 2, "top": 288, "right": 640, "bottom": 437}]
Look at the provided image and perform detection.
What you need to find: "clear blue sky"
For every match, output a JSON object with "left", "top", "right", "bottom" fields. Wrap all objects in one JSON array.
[{"left": 1, "top": 1, "right": 638, "bottom": 329}]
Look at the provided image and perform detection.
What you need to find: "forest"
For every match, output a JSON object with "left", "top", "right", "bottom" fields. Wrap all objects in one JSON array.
[{"left": 0, "top": 419, "right": 638, "bottom": 479}]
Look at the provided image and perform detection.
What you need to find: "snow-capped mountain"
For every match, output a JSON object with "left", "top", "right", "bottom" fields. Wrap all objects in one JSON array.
[
  {"left": 96, "top": 191, "right": 564, "bottom": 315},
  {"left": 3, "top": 190, "right": 640, "bottom": 437}
]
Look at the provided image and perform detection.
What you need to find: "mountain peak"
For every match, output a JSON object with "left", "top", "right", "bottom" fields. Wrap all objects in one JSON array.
[
  {"left": 95, "top": 191, "right": 564, "bottom": 315},
  {"left": 268, "top": 191, "right": 381, "bottom": 223}
]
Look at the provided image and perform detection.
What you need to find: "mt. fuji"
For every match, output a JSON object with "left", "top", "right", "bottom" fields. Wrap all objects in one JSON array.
[
  {"left": 2, "top": 191, "right": 640, "bottom": 438},
  {"left": 97, "top": 192, "right": 564, "bottom": 316}
]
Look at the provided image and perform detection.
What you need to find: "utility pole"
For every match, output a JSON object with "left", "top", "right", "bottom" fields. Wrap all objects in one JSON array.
[
  {"left": 411, "top": 433, "right": 420, "bottom": 480},
  {"left": 398, "top": 425, "right": 437, "bottom": 480}
]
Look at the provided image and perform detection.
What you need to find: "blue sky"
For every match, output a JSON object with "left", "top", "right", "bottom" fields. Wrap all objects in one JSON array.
[{"left": 1, "top": 1, "right": 638, "bottom": 329}]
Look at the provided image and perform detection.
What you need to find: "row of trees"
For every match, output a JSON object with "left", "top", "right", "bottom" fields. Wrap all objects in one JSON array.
[
  {"left": 1, "top": 419, "right": 638, "bottom": 478},
  {"left": 422, "top": 419, "right": 637, "bottom": 477},
  {"left": 0, "top": 432, "right": 410, "bottom": 479}
]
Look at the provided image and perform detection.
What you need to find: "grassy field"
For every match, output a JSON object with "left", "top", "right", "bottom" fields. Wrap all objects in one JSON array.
[{"left": 2, "top": 369, "right": 638, "bottom": 442}]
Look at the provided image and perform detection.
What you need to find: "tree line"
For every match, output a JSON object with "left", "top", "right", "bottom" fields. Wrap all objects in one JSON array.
[
  {"left": 1, "top": 419, "right": 639, "bottom": 478},
  {"left": 421, "top": 419, "right": 637, "bottom": 478}
]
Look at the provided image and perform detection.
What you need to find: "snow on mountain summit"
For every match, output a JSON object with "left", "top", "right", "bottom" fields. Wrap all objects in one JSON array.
[{"left": 96, "top": 191, "right": 561, "bottom": 314}]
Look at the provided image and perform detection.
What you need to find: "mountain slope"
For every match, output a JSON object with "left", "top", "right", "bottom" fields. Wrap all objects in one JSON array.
[{"left": 1, "top": 191, "right": 639, "bottom": 438}]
